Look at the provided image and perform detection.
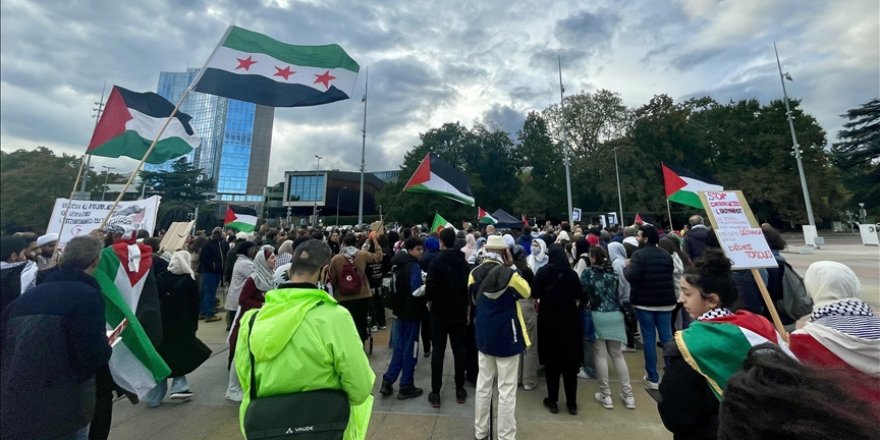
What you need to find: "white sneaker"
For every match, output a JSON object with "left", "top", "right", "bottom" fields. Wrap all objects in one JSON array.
[
  {"left": 622, "top": 345, "right": 637, "bottom": 353},
  {"left": 643, "top": 375, "right": 659, "bottom": 390},
  {"left": 577, "top": 369, "right": 591, "bottom": 380},
  {"left": 523, "top": 383, "right": 537, "bottom": 391},
  {"left": 620, "top": 393, "right": 636, "bottom": 409},
  {"left": 594, "top": 392, "right": 613, "bottom": 409}
]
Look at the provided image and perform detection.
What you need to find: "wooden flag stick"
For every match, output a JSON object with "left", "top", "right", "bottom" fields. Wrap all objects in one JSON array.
[
  {"left": 51, "top": 154, "right": 88, "bottom": 258},
  {"left": 99, "top": 25, "right": 234, "bottom": 230},
  {"left": 751, "top": 268, "right": 789, "bottom": 342},
  {"left": 666, "top": 199, "right": 675, "bottom": 232}
]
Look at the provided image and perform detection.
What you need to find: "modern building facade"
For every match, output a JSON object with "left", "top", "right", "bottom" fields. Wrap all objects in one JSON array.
[
  {"left": 270, "top": 170, "right": 387, "bottom": 222},
  {"left": 146, "top": 68, "right": 274, "bottom": 208}
]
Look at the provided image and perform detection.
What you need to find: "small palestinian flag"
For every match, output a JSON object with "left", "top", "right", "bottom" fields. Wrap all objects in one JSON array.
[
  {"left": 88, "top": 86, "right": 200, "bottom": 164},
  {"left": 662, "top": 163, "right": 724, "bottom": 209},
  {"left": 93, "top": 243, "right": 171, "bottom": 399},
  {"left": 194, "top": 26, "right": 359, "bottom": 107},
  {"left": 676, "top": 310, "right": 791, "bottom": 400},
  {"left": 634, "top": 213, "right": 644, "bottom": 225},
  {"left": 404, "top": 153, "right": 475, "bottom": 206},
  {"left": 478, "top": 207, "right": 497, "bottom": 224},
  {"left": 431, "top": 213, "right": 455, "bottom": 233},
  {"left": 522, "top": 214, "right": 529, "bottom": 227},
  {"left": 224, "top": 205, "right": 258, "bottom": 232}
]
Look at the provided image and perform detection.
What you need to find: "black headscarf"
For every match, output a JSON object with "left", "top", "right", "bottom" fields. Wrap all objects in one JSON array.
[
  {"left": 574, "top": 237, "right": 590, "bottom": 256},
  {"left": 545, "top": 244, "right": 570, "bottom": 271}
]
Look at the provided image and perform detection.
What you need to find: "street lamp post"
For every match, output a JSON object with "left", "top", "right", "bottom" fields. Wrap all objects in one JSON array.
[
  {"left": 100, "top": 166, "right": 115, "bottom": 201},
  {"left": 774, "top": 42, "right": 818, "bottom": 247},
  {"left": 613, "top": 147, "right": 624, "bottom": 226},
  {"left": 312, "top": 155, "right": 322, "bottom": 227},
  {"left": 336, "top": 186, "right": 348, "bottom": 226}
]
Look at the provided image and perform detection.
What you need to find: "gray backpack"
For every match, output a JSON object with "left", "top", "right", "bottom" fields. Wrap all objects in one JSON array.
[{"left": 778, "top": 262, "right": 813, "bottom": 320}]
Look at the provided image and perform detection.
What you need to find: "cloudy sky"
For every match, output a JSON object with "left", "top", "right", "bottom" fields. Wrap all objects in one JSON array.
[{"left": 1, "top": 0, "right": 877, "bottom": 185}]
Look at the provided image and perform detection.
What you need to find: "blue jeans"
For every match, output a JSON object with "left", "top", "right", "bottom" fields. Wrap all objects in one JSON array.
[
  {"left": 146, "top": 376, "right": 189, "bottom": 407},
  {"left": 58, "top": 425, "right": 89, "bottom": 440},
  {"left": 383, "top": 318, "right": 420, "bottom": 386},
  {"left": 200, "top": 273, "right": 221, "bottom": 317},
  {"left": 635, "top": 308, "right": 673, "bottom": 383}
]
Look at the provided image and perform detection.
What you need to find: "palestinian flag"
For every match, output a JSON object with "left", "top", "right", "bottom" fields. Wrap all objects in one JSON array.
[
  {"left": 403, "top": 153, "right": 475, "bottom": 206},
  {"left": 224, "top": 205, "right": 258, "bottom": 232},
  {"left": 194, "top": 26, "right": 359, "bottom": 107},
  {"left": 88, "top": 86, "right": 200, "bottom": 163},
  {"left": 431, "top": 213, "right": 455, "bottom": 233},
  {"left": 478, "top": 207, "right": 497, "bottom": 224},
  {"left": 92, "top": 243, "right": 170, "bottom": 399},
  {"left": 522, "top": 214, "right": 529, "bottom": 227},
  {"left": 675, "top": 310, "right": 792, "bottom": 400},
  {"left": 634, "top": 213, "right": 644, "bottom": 225},
  {"left": 662, "top": 162, "right": 724, "bottom": 209}
]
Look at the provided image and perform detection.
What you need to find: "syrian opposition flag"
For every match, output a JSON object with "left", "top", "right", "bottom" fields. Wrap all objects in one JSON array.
[
  {"left": 224, "top": 205, "right": 258, "bottom": 232},
  {"left": 194, "top": 26, "right": 359, "bottom": 107},
  {"left": 404, "top": 153, "right": 475, "bottom": 206},
  {"left": 87, "top": 86, "right": 200, "bottom": 163},
  {"left": 478, "top": 207, "right": 497, "bottom": 225},
  {"left": 431, "top": 213, "right": 455, "bottom": 233},
  {"left": 662, "top": 163, "right": 724, "bottom": 209},
  {"left": 92, "top": 243, "right": 170, "bottom": 399},
  {"left": 675, "top": 311, "right": 792, "bottom": 400}
]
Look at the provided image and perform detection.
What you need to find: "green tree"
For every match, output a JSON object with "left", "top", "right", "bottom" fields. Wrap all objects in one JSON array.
[
  {"left": 0, "top": 147, "right": 103, "bottom": 234},
  {"left": 513, "top": 112, "right": 566, "bottom": 219},
  {"left": 832, "top": 98, "right": 880, "bottom": 214},
  {"left": 140, "top": 157, "right": 216, "bottom": 228}
]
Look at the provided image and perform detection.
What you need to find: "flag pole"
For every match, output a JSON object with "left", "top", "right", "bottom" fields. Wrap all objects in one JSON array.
[
  {"left": 666, "top": 199, "right": 674, "bottom": 232},
  {"left": 358, "top": 67, "right": 368, "bottom": 226},
  {"left": 99, "top": 24, "right": 234, "bottom": 229},
  {"left": 752, "top": 268, "right": 789, "bottom": 342},
  {"left": 51, "top": 155, "right": 88, "bottom": 258}
]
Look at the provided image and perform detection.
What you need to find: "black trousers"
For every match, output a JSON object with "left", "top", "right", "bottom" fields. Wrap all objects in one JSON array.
[
  {"left": 430, "top": 316, "right": 467, "bottom": 393},
  {"left": 421, "top": 313, "right": 431, "bottom": 353},
  {"left": 340, "top": 297, "right": 371, "bottom": 341},
  {"left": 545, "top": 364, "right": 577, "bottom": 406},
  {"left": 90, "top": 366, "right": 114, "bottom": 440},
  {"left": 464, "top": 319, "right": 478, "bottom": 384},
  {"left": 369, "top": 287, "right": 386, "bottom": 327},
  {"left": 623, "top": 302, "right": 638, "bottom": 347}
]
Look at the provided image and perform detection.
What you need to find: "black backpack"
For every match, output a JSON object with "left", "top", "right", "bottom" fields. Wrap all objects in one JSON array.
[
  {"left": 0, "top": 264, "right": 26, "bottom": 312},
  {"left": 778, "top": 262, "right": 813, "bottom": 321}
]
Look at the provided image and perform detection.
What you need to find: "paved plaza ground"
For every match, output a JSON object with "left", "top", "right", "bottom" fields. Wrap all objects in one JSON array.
[{"left": 109, "top": 232, "right": 878, "bottom": 440}]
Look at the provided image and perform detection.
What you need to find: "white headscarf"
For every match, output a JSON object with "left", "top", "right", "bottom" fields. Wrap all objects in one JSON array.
[
  {"left": 252, "top": 245, "right": 276, "bottom": 292},
  {"left": 527, "top": 238, "right": 548, "bottom": 273},
  {"left": 804, "top": 261, "right": 862, "bottom": 307},
  {"left": 462, "top": 234, "right": 477, "bottom": 263},
  {"left": 168, "top": 250, "right": 195, "bottom": 279},
  {"left": 556, "top": 230, "right": 571, "bottom": 243}
]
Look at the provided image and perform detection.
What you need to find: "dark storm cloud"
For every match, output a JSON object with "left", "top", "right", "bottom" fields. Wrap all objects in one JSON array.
[
  {"left": 481, "top": 104, "right": 526, "bottom": 137},
  {"left": 554, "top": 9, "right": 621, "bottom": 48}
]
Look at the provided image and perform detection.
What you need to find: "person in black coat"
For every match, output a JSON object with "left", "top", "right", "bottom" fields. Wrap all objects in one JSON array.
[
  {"left": 1, "top": 236, "right": 112, "bottom": 440},
  {"left": 657, "top": 342, "right": 719, "bottom": 440},
  {"left": 146, "top": 250, "right": 211, "bottom": 407},
  {"left": 624, "top": 224, "right": 676, "bottom": 388},
  {"left": 532, "top": 244, "right": 584, "bottom": 415},
  {"left": 197, "top": 227, "right": 229, "bottom": 321},
  {"left": 424, "top": 227, "right": 470, "bottom": 407}
]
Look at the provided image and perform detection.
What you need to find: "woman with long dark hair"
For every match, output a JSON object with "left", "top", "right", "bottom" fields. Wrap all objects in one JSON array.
[{"left": 532, "top": 244, "right": 583, "bottom": 415}]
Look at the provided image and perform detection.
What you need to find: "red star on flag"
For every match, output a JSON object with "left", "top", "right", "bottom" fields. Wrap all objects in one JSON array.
[
  {"left": 273, "top": 65, "right": 295, "bottom": 80},
  {"left": 236, "top": 55, "right": 257, "bottom": 71},
  {"left": 313, "top": 70, "right": 336, "bottom": 89}
]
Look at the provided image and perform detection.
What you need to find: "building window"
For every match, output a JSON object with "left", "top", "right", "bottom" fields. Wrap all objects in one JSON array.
[{"left": 288, "top": 174, "right": 325, "bottom": 202}]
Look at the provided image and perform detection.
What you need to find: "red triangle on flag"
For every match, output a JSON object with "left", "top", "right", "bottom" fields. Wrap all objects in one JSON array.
[
  {"left": 403, "top": 153, "right": 432, "bottom": 190},
  {"left": 634, "top": 213, "right": 644, "bottom": 224},
  {"left": 224, "top": 205, "right": 236, "bottom": 224},
  {"left": 88, "top": 86, "right": 134, "bottom": 150},
  {"left": 662, "top": 162, "right": 688, "bottom": 198},
  {"left": 477, "top": 207, "right": 488, "bottom": 218},
  {"left": 522, "top": 214, "right": 528, "bottom": 226}
]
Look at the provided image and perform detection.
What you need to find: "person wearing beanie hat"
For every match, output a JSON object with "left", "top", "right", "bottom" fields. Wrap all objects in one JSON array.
[{"left": 790, "top": 262, "right": 880, "bottom": 400}]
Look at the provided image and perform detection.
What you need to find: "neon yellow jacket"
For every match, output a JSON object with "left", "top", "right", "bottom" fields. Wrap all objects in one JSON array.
[{"left": 235, "top": 284, "right": 375, "bottom": 439}]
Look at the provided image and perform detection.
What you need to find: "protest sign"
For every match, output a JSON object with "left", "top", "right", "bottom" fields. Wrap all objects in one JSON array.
[
  {"left": 699, "top": 190, "right": 787, "bottom": 340},
  {"left": 46, "top": 196, "right": 161, "bottom": 249},
  {"left": 698, "top": 190, "right": 777, "bottom": 270},
  {"left": 158, "top": 221, "right": 194, "bottom": 253}
]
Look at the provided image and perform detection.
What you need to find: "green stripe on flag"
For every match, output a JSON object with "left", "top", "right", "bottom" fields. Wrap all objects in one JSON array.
[
  {"left": 89, "top": 131, "right": 195, "bottom": 164},
  {"left": 223, "top": 26, "right": 360, "bottom": 72},
  {"left": 226, "top": 221, "right": 256, "bottom": 232},
  {"left": 676, "top": 321, "right": 754, "bottom": 400},
  {"left": 668, "top": 190, "right": 705, "bottom": 209},
  {"left": 93, "top": 248, "right": 170, "bottom": 383}
]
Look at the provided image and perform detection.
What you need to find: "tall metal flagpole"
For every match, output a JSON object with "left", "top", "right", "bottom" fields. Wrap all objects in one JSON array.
[
  {"left": 358, "top": 67, "right": 368, "bottom": 226},
  {"left": 774, "top": 42, "right": 817, "bottom": 245},
  {"left": 558, "top": 55, "right": 574, "bottom": 224},
  {"left": 99, "top": 24, "right": 234, "bottom": 229}
]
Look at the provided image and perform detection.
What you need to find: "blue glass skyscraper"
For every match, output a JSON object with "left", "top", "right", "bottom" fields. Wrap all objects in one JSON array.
[{"left": 147, "top": 68, "right": 273, "bottom": 204}]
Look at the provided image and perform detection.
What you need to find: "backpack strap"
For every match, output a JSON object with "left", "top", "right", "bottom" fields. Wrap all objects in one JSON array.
[{"left": 247, "top": 312, "right": 260, "bottom": 400}]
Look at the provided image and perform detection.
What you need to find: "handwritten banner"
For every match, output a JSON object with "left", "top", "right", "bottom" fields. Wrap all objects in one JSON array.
[{"left": 700, "top": 191, "right": 777, "bottom": 270}]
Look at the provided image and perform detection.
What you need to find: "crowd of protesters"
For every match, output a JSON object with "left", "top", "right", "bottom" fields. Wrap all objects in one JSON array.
[{"left": 1, "top": 215, "right": 878, "bottom": 440}]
